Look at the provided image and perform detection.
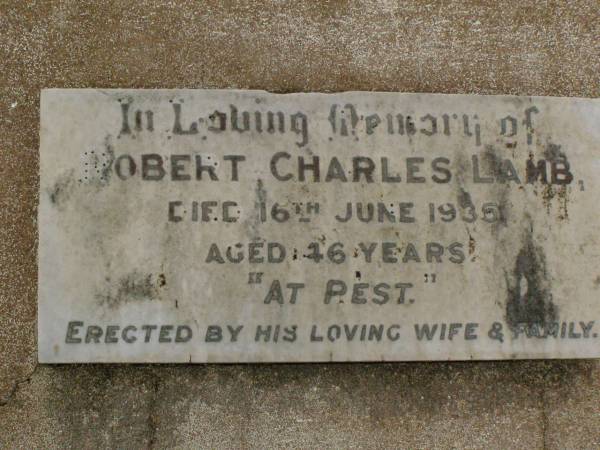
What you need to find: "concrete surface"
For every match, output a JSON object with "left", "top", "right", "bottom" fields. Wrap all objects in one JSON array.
[{"left": 0, "top": 0, "right": 599, "bottom": 448}]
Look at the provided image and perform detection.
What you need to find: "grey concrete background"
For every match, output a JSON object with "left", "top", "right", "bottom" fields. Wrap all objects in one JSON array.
[{"left": 0, "top": 1, "right": 598, "bottom": 448}]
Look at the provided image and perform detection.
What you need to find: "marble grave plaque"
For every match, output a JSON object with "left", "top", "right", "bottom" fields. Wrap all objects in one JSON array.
[{"left": 38, "top": 89, "right": 600, "bottom": 362}]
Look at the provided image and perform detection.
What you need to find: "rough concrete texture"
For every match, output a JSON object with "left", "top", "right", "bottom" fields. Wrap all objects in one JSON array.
[{"left": 0, "top": 0, "right": 599, "bottom": 448}]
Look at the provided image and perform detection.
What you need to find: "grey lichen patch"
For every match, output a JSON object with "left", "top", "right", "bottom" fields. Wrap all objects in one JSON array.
[
  {"left": 504, "top": 222, "right": 557, "bottom": 330},
  {"left": 48, "top": 169, "right": 76, "bottom": 209},
  {"left": 96, "top": 271, "right": 167, "bottom": 308}
]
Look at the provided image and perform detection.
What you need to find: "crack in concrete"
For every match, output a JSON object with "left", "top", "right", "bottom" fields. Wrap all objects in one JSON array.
[
  {"left": 540, "top": 366, "right": 553, "bottom": 450},
  {"left": 0, "top": 357, "right": 39, "bottom": 407},
  {"left": 146, "top": 372, "right": 161, "bottom": 449},
  {"left": 541, "top": 387, "right": 549, "bottom": 450}
]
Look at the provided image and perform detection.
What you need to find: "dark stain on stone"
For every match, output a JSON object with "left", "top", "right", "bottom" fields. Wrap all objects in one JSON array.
[
  {"left": 493, "top": 186, "right": 510, "bottom": 230},
  {"left": 48, "top": 169, "right": 76, "bottom": 208},
  {"left": 255, "top": 178, "right": 267, "bottom": 204},
  {"left": 246, "top": 178, "right": 267, "bottom": 238},
  {"left": 541, "top": 184, "right": 569, "bottom": 220},
  {"left": 484, "top": 144, "right": 502, "bottom": 178},
  {"left": 543, "top": 142, "right": 567, "bottom": 162},
  {"left": 557, "top": 186, "right": 568, "bottom": 220},
  {"left": 483, "top": 144, "right": 518, "bottom": 186},
  {"left": 483, "top": 146, "right": 510, "bottom": 232},
  {"left": 457, "top": 187, "right": 475, "bottom": 211},
  {"left": 504, "top": 224, "right": 557, "bottom": 330},
  {"left": 99, "top": 136, "right": 116, "bottom": 184},
  {"left": 540, "top": 183, "right": 554, "bottom": 211},
  {"left": 455, "top": 147, "right": 509, "bottom": 233},
  {"left": 453, "top": 150, "right": 470, "bottom": 187},
  {"left": 537, "top": 142, "right": 570, "bottom": 220},
  {"left": 594, "top": 276, "right": 600, "bottom": 289},
  {"left": 81, "top": 136, "right": 115, "bottom": 187},
  {"left": 96, "top": 271, "right": 167, "bottom": 308}
]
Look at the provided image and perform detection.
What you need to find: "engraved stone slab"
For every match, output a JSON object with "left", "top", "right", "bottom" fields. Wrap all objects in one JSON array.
[{"left": 39, "top": 89, "right": 600, "bottom": 363}]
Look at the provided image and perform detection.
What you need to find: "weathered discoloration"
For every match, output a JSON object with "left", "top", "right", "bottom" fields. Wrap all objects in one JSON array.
[
  {"left": 96, "top": 271, "right": 167, "bottom": 308},
  {"left": 541, "top": 142, "right": 570, "bottom": 220},
  {"left": 468, "top": 232, "right": 476, "bottom": 256},
  {"left": 99, "top": 136, "right": 115, "bottom": 184},
  {"left": 79, "top": 137, "right": 115, "bottom": 187},
  {"left": 484, "top": 145, "right": 511, "bottom": 230},
  {"left": 48, "top": 169, "right": 75, "bottom": 208},
  {"left": 543, "top": 142, "right": 567, "bottom": 162},
  {"left": 246, "top": 178, "right": 267, "bottom": 238},
  {"left": 484, "top": 145, "right": 503, "bottom": 178},
  {"left": 505, "top": 222, "right": 557, "bottom": 330},
  {"left": 541, "top": 183, "right": 569, "bottom": 220},
  {"left": 457, "top": 187, "right": 475, "bottom": 212}
]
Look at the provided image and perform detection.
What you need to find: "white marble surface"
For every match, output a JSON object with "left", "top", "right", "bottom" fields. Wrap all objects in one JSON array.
[{"left": 38, "top": 89, "right": 600, "bottom": 362}]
